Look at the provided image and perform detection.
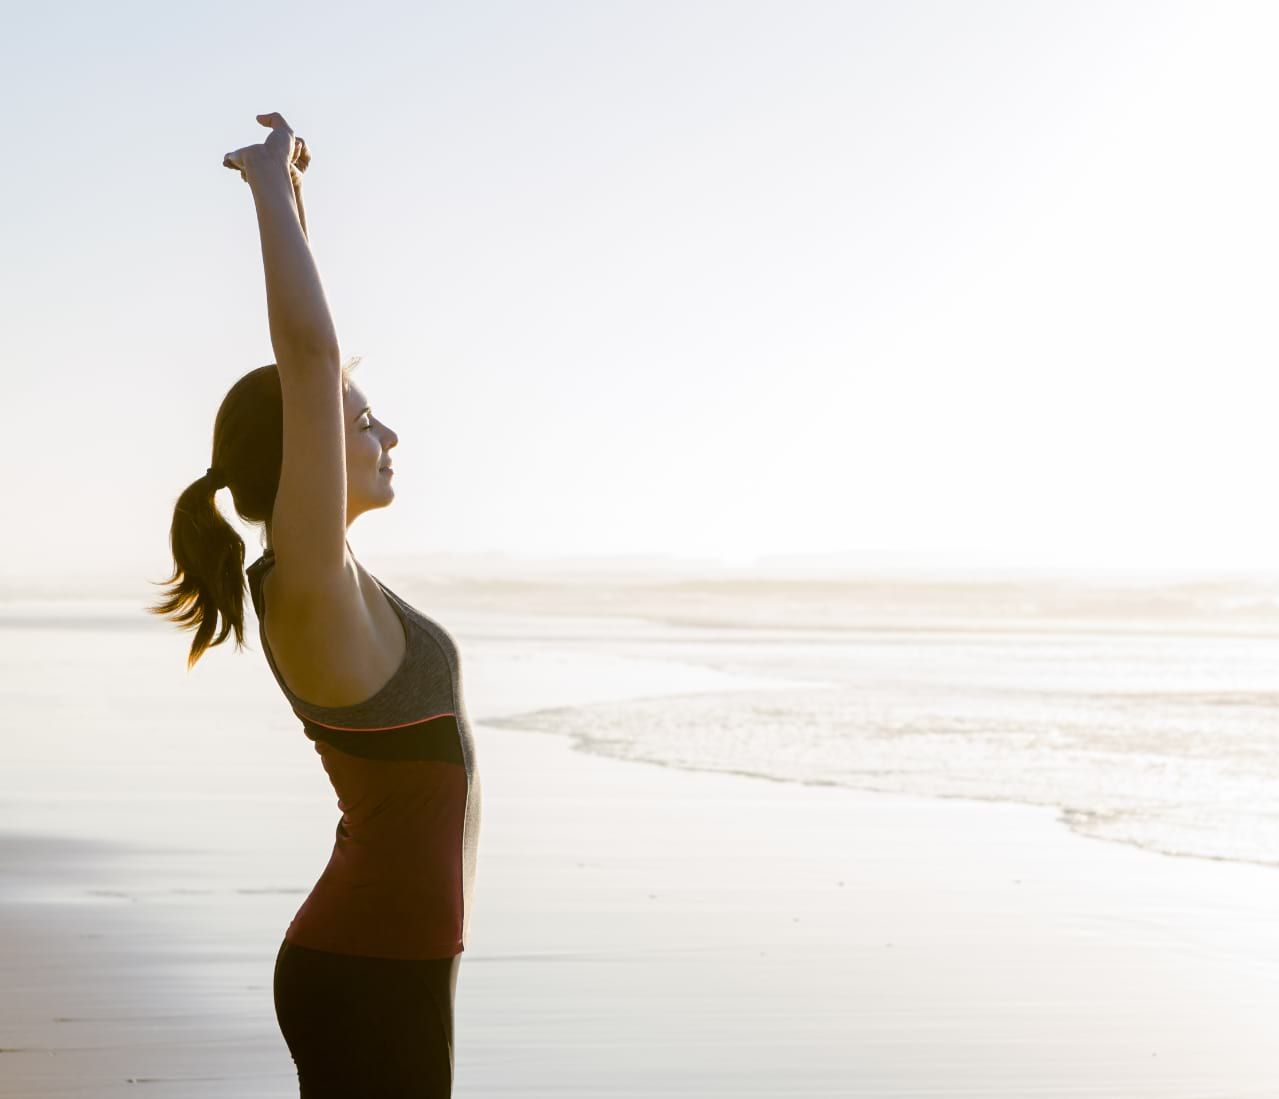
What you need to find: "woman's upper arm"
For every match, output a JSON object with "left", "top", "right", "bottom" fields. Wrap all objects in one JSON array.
[{"left": 269, "top": 353, "right": 348, "bottom": 595}]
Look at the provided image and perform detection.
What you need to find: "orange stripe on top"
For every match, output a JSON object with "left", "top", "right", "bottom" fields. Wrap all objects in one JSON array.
[{"left": 297, "top": 711, "right": 458, "bottom": 733}]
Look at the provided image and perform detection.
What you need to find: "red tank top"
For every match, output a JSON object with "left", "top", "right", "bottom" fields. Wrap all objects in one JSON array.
[{"left": 246, "top": 550, "right": 480, "bottom": 960}]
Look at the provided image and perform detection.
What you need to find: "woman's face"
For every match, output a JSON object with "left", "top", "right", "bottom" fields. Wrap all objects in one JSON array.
[{"left": 344, "top": 379, "right": 398, "bottom": 521}]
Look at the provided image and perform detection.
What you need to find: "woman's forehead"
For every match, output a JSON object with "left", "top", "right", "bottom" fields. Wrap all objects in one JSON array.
[{"left": 344, "top": 380, "right": 369, "bottom": 406}]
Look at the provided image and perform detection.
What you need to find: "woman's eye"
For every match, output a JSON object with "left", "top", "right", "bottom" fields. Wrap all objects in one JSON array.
[{"left": 362, "top": 420, "right": 372, "bottom": 431}]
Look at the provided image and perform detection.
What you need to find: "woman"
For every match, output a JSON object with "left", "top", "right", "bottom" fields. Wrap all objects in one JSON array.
[{"left": 148, "top": 112, "right": 481, "bottom": 1098}]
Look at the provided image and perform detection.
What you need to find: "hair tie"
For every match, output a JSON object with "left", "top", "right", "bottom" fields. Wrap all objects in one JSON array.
[{"left": 206, "top": 465, "right": 229, "bottom": 489}]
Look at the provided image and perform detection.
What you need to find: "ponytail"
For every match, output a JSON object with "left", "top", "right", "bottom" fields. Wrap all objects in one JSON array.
[{"left": 147, "top": 468, "right": 248, "bottom": 670}]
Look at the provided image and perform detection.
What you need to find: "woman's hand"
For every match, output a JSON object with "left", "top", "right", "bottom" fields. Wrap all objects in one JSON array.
[
  {"left": 224, "top": 112, "right": 310, "bottom": 237},
  {"left": 223, "top": 112, "right": 308, "bottom": 183}
]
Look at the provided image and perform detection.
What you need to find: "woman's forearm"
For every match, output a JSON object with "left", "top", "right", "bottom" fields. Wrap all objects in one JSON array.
[
  {"left": 291, "top": 170, "right": 309, "bottom": 242},
  {"left": 249, "top": 162, "right": 338, "bottom": 362}
]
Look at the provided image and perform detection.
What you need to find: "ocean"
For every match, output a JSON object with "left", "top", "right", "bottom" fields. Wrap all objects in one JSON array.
[{"left": 3, "top": 567, "right": 1278, "bottom": 877}]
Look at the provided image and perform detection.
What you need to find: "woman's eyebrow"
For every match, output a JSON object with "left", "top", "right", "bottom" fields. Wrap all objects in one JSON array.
[{"left": 353, "top": 405, "right": 371, "bottom": 422}]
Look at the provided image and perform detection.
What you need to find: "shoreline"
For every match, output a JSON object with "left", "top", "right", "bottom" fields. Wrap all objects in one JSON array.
[
  {"left": 3, "top": 721, "right": 1277, "bottom": 1096},
  {"left": 491, "top": 715, "right": 1279, "bottom": 875},
  {"left": 3, "top": 602, "right": 1278, "bottom": 1096}
]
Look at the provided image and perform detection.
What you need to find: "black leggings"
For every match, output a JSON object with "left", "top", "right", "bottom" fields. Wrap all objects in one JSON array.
[{"left": 273, "top": 938, "right": 460, "bottom": 1098}]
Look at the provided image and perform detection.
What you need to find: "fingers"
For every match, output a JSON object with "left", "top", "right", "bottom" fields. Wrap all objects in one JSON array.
[
  {"left": 254, "top": 112, "right": 309, "bottom": 170},
  {"left": 257, "top": 111, "right": 291, "bottom": 132},
  {"left": 222, "top": 151, "right": 249, "bottom": 182}
]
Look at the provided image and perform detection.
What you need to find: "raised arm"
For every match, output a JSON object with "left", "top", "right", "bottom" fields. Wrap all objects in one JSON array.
[
  {"left": 224, "top": 112, "right": 348, "bottom": 590},
  {"left": 225, "top": 113, "right": 335, "bottom": 361}
]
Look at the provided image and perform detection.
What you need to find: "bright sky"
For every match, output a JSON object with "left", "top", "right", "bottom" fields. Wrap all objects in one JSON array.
[{"left": 4, "top": 0, "right": 1278, "bottom": 586}]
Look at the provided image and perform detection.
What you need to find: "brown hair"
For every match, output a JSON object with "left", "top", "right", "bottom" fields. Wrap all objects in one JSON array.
[{"left": 146, "top": 357, "right": 360, "bottom": 669}]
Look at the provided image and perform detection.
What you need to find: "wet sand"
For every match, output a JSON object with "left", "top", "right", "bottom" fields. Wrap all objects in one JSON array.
[
  {"left": 3, "top": 717, "right": 1278, "bottom": 1097},
  {"left": 3, "top": 595, "right": 1278, "bottom": 1096}
]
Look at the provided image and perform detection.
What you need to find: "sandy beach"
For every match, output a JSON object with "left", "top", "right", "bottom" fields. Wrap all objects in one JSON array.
[
  {"left": 4, "top": 739, "right": 1279, "bottom": 1096},
  {"left": 2, "top": 600, "right": 1279, "bottom": 1096}
]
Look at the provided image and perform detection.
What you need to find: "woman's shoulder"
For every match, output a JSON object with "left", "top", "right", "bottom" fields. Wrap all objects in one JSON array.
[{"left": 249, "top": 549, "right": 410, "bottom": 710}]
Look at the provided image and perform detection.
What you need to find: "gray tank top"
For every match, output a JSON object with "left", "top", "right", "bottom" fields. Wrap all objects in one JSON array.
[{"left": 246, "top": 549, "right": 481, "bottom": 960}]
